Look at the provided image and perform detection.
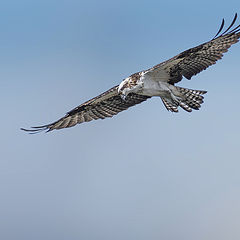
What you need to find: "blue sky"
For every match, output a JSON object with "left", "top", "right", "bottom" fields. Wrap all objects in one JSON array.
[{"left": 1, "top": 1, "right": 240, "bottom": 239}]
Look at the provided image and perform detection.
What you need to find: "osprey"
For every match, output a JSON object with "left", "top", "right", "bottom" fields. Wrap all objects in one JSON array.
[{"left": 22, "top": 14, "right": 240, "bottom": 133}]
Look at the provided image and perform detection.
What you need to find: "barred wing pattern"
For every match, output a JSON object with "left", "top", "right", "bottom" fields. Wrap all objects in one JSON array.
[
  {"left": 21, "top": 86, "right": 150, "bottom": 133},
  {"left": 148, "top": 13, "right": 240, "bottom": 84},
  {"left": 21, "top": 14, "right": 240, "bottom": 133}
]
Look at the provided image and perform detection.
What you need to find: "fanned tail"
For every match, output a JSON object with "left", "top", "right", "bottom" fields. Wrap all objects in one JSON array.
[{"left": 161, "top": 87, "right": 207, "bottom": 112}]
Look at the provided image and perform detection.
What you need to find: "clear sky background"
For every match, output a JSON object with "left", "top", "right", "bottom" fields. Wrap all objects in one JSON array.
[{"left": 1, "top": 1, "right": 240, "bottom": 239}]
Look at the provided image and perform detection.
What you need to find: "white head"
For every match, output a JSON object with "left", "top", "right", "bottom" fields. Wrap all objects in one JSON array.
[{"left": 118, "top": 77, "right": 130, "bottom": 94}]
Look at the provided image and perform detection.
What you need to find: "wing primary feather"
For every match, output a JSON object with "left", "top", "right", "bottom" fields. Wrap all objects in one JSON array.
[
  {"left": 212, "top": 18, "right": 225, "bottom": 39},
  {"left": 220, "top": 13, "right": 238, "bottom": 36},
  {"left": 21, "top": 14, "right": 240, "bottom": 133},
  {"left": 228, "top": 23, "right": 240, "bottom": 34},
  {"left": 20, "top": 126, "right": 49, "bottom": 134}
]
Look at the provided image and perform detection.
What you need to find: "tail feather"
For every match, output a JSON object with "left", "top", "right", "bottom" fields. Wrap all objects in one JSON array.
[
  {"left": 161, "top": 97, "right": 179, "bottom": 112},
  {"left": 161, "top": 87, "right": 207, "bottom": 113},
  {"left": 179, "top": 101, "right": 192, "bottom": 112}
]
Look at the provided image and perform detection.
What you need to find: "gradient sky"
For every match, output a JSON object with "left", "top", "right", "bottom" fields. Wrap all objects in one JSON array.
[{"left": 1, "top": 1, "right": 240, "bottom": 240}]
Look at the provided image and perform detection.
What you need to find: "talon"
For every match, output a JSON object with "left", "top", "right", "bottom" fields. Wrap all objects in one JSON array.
[{"left": 121, "top": 94, "right": 127, "bottom": 101}]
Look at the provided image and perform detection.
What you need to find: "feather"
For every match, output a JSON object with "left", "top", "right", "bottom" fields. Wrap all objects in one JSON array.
[
  {"left": 21, "top": 14, "right": 240, "bottom": 133},
  {"left": 21, "top": 86, "right": 150, "bottom": 133}
]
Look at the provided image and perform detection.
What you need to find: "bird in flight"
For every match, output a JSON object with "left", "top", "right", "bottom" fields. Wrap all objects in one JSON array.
[{"left": 22, "top": 14, "right": 240, "bottom": 133}]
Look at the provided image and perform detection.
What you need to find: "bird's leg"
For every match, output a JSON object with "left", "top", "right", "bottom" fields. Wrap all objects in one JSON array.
[
  {"left": 167, "top": 84, "right": 184, "bottom": 104},
  {"left": 121, "top": 93, "right": 127, "bottom": 101},
  {"left": 170, "top": 91, "right": 182, "bottom": 103}
]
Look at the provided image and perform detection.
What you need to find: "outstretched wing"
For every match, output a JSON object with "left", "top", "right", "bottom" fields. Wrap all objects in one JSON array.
[
  {"left": 21, "top": 85, "right": 150, "bottom": 133},
  {"left": 146, "top": 13, "right": 240, "bottom": 84}
]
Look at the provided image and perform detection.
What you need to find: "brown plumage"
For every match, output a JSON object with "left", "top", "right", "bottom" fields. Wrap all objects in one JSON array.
[
  {"left": 148, "top": 15, "right": 240, "bottom": 84},
  {"left": 21, "top": 14, "right": 240, "bottom": 133},
  {"left": 21, "top": 86, "right": 150, "bottom": 133}
]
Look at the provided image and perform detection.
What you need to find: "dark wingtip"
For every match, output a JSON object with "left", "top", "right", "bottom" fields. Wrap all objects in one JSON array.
[
  {"left": 212, "top": 18, "right": 225, "bottom": 39},
  {"left": 220, "top": 13, "right": 238, "bottom": 36},
  {"left": 20, "top": 126, "right": 50, "bottom": 134},
  {"left": 213, "top": 13, "right": 240, "bottom": 39}
]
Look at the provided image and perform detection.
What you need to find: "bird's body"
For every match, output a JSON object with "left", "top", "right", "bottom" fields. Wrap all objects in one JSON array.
[
  {"left": 22, "top": 14, "right": 240, "bottom": 133},
  {"left": 118, "top": 70, "right": 207, "bottom": 113},
  {"left": 118, "top": 71, "right": 170, "bottom": 97}
]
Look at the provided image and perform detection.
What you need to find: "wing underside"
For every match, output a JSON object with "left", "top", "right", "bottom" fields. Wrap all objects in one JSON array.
[
  {"left": 147, "top": 13, "right": 240, "bottom": 84},
  {"left": 21, "top": 86, "right": 150, "bottom": 133},
  {"left": 21, "top": 14, "right": 240, "bottom": 133}
]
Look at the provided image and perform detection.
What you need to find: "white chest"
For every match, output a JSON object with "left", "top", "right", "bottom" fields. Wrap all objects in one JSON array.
[{"left": 140, "top": 74, "right": 170, "bottom": 97}]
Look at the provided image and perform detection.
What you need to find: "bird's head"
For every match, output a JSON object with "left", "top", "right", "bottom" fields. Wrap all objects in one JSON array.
[{"left": 118, "top": 77, "right": 130, "bottom": 94}]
